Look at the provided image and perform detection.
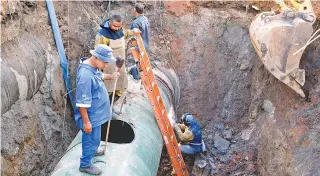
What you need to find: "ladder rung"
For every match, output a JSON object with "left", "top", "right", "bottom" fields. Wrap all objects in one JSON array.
[
  {"left": 174, "top": 168, "right": 183, "bottom": 172},
  {"left": 163, "top": 135, "right": 168, "bottom": 144}
]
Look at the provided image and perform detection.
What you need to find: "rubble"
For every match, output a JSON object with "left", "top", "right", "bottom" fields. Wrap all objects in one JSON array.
[{"left": 213, "top": 134, "right": 230, "bottom": 154}]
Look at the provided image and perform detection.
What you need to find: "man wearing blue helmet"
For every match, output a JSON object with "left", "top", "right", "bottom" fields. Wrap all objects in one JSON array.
[{"left": 173, "top": 113, "right": 206, "bottom": 154}]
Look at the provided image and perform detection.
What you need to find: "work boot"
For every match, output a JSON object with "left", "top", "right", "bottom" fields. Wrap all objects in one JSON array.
[
  {"left": 79, "top": 165, "right": 102, "bottom": 175},
  {"left": 94, "top": 146, "right": 105, "bottom": 156}
]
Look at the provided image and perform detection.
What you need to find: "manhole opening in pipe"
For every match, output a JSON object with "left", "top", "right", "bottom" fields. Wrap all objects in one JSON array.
[{"left": 101, "top": 120, "right": 135, "bottom": 143}]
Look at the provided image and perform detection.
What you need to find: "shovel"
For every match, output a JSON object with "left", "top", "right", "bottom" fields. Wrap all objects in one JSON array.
[{"left": 104, "top": 56, "right": 124, "bottom": 155}]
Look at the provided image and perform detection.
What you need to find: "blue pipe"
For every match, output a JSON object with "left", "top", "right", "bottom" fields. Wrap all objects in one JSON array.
[{"left": 46, "top": 0, "right": 74, "bottom": 108}]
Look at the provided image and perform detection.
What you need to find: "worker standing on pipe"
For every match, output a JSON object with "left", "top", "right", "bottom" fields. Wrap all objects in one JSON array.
[
  {"left": 173, "top": 113, "right": 206, "bottom": 154},
  {"left": 128, "top": 3, "right": 150, "bottom": 81},
  {"left": 74, "top": 44, "right": 119, "bottom": 175},
  {"left": 130, "top": 3, "right": 150, "bottom": 51},
  {"left": 95, "top": 14, "right": 133, "bottom": 102}
]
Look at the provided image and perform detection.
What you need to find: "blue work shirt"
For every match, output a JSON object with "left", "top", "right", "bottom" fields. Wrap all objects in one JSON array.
[
  {"left": 130, "top": 15, "right": 150, "bottom": 50},
  {"left": 74, "top": 58, "right": 110, "bottom": 129}
]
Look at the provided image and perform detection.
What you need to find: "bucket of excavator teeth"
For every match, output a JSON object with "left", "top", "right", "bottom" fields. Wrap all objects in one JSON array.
[{"left": 249, "top": 10, "right": 314, "bottom": 97}]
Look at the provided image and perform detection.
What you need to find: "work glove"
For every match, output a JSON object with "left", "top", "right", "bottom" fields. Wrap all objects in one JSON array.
[
  {"left": 178, "top": 124, "right": 187, "bottom": 131},
  {"left": 173, "top": 124, "right": 182, "bottom": 133}
]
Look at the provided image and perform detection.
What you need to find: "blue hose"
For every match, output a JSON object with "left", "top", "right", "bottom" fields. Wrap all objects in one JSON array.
[{"left": 46, "top": 0, "right": 74, "bottom": 108}]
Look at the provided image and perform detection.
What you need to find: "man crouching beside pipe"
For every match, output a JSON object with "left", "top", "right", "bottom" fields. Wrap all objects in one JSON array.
[{"left": 173, "top": 113, "right": 206, "bottom": 154}]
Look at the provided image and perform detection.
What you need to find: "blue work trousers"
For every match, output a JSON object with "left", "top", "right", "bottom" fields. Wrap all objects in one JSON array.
[
  {"left": 180, "top": 144, "right": 202, "bottom": 155},
  {"left": 80, "top": 125, "right": 101, "bottom": 168}
]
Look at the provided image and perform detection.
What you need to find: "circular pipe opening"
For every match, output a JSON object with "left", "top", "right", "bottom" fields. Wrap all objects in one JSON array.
[{"left": 101, "top": 120, "right": 135, "bottom": 143}]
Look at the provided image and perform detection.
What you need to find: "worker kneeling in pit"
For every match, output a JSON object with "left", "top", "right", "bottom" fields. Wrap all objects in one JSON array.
[{"left": 174, "top": 113, "right": 206, "bottom": 154}]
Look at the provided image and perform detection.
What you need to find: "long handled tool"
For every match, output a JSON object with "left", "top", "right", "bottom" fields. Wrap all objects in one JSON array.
[{"left": 104, "top": 57, "right": 124, "bottom": 155}]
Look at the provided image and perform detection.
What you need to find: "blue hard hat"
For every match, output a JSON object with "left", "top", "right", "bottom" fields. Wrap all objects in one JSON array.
[
  {"left": 90, "top": 44, "right": 116, "bottom": 63},
  {"left": 181, "top": 113, "right": 194, "bottom": 125}
]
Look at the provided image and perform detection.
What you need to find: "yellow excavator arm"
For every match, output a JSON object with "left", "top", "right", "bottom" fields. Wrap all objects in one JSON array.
[
  {"left": 275, "top": 0, "right": 312, "bottom": 11},
  {"left": 289, "top": 0, "right": 314, "bottom": 13},
  {"left": 249, "top": 0, "right": 316, "bottom": 97}
]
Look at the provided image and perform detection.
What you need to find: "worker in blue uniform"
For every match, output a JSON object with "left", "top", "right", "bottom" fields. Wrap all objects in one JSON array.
[
  {"left": 173, "top": 113, "right": 206, "bottom": 154},
  {"left": 74, "top": 44, "right": 120, "bottom": 175}
]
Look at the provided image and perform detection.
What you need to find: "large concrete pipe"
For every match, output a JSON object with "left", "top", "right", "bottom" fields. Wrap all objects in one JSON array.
[
  {"left": 51, "top": 66, "right": 180, "bottom": 176},
  {"left": 1, "top": 34, "right": 47, "bottom": 115}
]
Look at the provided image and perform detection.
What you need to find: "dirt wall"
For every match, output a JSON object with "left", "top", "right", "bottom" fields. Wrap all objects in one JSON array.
[
  {"left": 254, "top": 40, "right": 320, "bottom": 176},
  {"left": 153, "top": 1, "right": 320, "bottom": 175},
  {"left": 1, "top": 2, "right": 77, "bottom": 175}
]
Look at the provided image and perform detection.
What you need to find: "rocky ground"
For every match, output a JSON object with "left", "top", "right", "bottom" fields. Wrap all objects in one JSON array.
[
  {"left": 151, "top": 2, "right": 319, "bottom": 175},
  {"left": 1, "top": 1, "right": 319, "bottom": 176}
]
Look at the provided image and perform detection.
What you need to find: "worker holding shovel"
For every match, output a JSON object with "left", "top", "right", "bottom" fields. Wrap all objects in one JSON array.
[
  {"left": 74, "top": 44, "right": 120, "bottom": 175},
  {"left": 103, "top": 55, "right": 125, "bottom": 154},
  {"left": 95, "top": 14, "right": 134, "bottom": 102}
]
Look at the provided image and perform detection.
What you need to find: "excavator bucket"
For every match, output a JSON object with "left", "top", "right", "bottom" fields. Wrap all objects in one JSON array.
[{"left": 249, "top": 9, "right": 315, "bottom": 97}]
